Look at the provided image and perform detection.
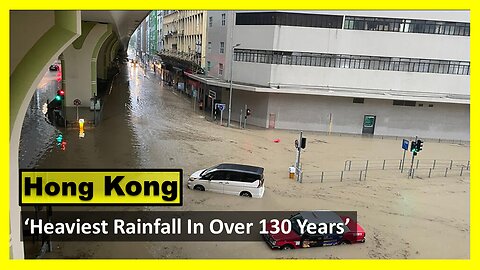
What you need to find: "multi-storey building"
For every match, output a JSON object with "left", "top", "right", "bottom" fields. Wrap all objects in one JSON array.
[
  {"left": 160, "top": 10, "right": 208, "bottom": 91},
  {"left": 157, "top": 11, "right": 164, "bottom": 52},
  {"left": 147, "top": 11, "right": 158, "bottom": 62},
  {"left": 186, "top": 10, "right": 470, "bottom": 141}
]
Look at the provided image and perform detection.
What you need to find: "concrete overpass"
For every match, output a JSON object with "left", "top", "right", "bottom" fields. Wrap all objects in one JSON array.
[{"left": 10, "top": 10, "right": 150, "bottom": 259}]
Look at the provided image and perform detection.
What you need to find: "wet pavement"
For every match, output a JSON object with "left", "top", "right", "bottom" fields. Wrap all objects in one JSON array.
[
  {"left": 19, "top": 70, "right": 61, "bottom": 169},
  {"left": 19, "top": 62, "right": 470, "bottom": 259}
]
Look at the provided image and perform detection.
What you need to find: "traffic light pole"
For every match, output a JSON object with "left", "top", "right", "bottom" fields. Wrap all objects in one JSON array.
[
  {"left": 244, "top": 104, "right": 247, "bottom": 129},
  {"left": 409, "top": 136, "right": 418, "bottom": 178},
  {"left": 295, "top": 131, "right": 303, "bottom": 183}
]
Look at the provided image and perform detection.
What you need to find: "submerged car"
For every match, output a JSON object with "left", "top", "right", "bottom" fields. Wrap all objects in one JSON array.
[
  {"left": 188, "top": 163, "right": 265, "bottom": 198},
  {"left": 263, "top": 211, "right": 366, "bottom": 250}
]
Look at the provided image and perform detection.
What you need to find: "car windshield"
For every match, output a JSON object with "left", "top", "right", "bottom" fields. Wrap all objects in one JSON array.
[
  {"left": 290, "top": 214, "right": 304, "bottom": 235},
  {"left": 200, "top": 165, "right": 218, "bottom": 176}
]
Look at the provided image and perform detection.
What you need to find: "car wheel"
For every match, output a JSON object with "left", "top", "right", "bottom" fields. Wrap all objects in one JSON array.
[
  {"left": 340, "top": 240, "right": 350, "bottom": 245},
  {"left": 240, "top": 191, "right": 252, "bottom": 198},
  {"left": 193, "top": 185, "right": 205, "bottom": 191},
  {"left": 281, "top": 245, "right": 293, "bottom": 250}
]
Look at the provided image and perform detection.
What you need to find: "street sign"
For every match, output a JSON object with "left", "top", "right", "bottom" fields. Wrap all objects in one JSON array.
[
  {"left": 216, "top": 103, "right": 226, "bottom": 111},
  {"left": 73, "top": 99, "right": 81, "bottom": 106},
  {"left": 402, "top": 139, "right": 409, "bottom": 150},
  {"left": 208, "top": 90, "right": 216, "bottom": 99}
]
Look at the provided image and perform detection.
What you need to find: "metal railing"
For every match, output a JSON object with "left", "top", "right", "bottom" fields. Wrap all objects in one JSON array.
[
  {"left": 343, "top": 159, "right": 469, "bottom": 172},
  {"left": 408, "top": 166, "right": 470, "bottom": 178},
  {"left": 299, "top": 159, "right": 469, "bottom": 183},
  {"left": 301, "top": 170, "right": 367, "bottom": 183}
]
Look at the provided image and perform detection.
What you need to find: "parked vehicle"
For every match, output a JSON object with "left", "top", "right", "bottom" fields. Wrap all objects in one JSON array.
[
  {"left": 263, "top": 211, "right": 366, "bottom": 250},
  {"left": 188, "top": 163, "right": 265, "bottom": 198},
  {"left": 49, "top": 64, "right": 59, "bottom": 71}
]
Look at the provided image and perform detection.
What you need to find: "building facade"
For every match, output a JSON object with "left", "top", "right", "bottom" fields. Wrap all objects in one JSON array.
[
  {"left": 160, "top": 10, "right": 208, "bottom": 97},
  {"left": 187, "top": 10, "right": 470, "bottom": 141},
  {"left": 162, "top": 10, "right": 207, "bottom": 69}
]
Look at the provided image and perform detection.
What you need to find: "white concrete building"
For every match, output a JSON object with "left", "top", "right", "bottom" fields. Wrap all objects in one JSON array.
[{"left": 187, "top": 11, "right": 470, "bottom": 141}]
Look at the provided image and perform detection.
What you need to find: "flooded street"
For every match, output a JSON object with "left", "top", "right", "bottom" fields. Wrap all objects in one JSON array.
[
  {"left": 20, "top": 63, "right": 469, "bottom": 259},
  {"left": 19, "top": 70, "right": 61, "bottom": 169}
]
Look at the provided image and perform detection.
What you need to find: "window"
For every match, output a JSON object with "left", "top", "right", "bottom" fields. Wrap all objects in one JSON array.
[
  {"left": 233, "top": 48, "right": 469, "bottom": 75},
  {"left": 221, "top": 13, "right": 226, "bottom": 26},
  {"left": 393, "top": 100, "right": 416, "bottom": 107},
  {"left": 342, "top": 15, "right": 469, "bottom": 36},
  {"left": 209, "top": 16, "right": 213, "bottom": 27},
  {"left": 236, "top": 12, "right": 343, "bottom": 29},
  {"left": 211, "top": 171, "right": 226, "bottom": 180},
  {"left": 207, "top": 61, "right": 211, "bottom": 71},
  {"left": 353, "top": 98, "right": 364, "bottom": 104},
  {"left": 220, "top": 42, "right": 225, "bottom": 53},
  {"left": 219, "top": 63, "right": 224, "bottom": 75},
  {"left": 207, "top": 41, "right": 212, "bottom": 52}
]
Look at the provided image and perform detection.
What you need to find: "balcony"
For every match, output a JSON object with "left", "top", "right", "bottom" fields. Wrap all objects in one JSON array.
[{"left": 158, "top": 49, "right": 203, "bottom": 73}]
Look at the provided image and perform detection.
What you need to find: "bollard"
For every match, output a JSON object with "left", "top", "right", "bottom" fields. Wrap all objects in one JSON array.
[
  {"left": 412, "top": 169, "right": 415, "bottom": 178},
  {"left": 416, "top": 159, "right": 419, "bottom": 169},
  {"left": 428, "top": 168, "right": 432, "bottom": 178},
  {"left": 382, "top": 160, "right": 386, "bottom": 170},
  {"left": 365, "top": 160, "right": 369, "bottom": 170},
  {"left": 349, "top": 160, "right": 352, "bottom": 171},
  {"left": 450, "top": 160, "right": 453, "bottom": 170},
  {"left": 340, "top": 171, "right": 344, "bottom": 182},
  {"left": 359, "top": 170, "right": 363, "bottom": 181},
  {"left": 321, "top": 172, "right": 324, "bottom": 183},
  {"left": 445, "top": 167, "right": 448, "bottom": 177},
  {"left": 433, "top": 160, "right": 436, "bottom": 170},
  {"left": 467, "top": 161, "right": 470, "bottom": 170},
  {"left": 344, "top": 161, "right": 347, "bottom": 171},
  {"left": 460, "top": 166, "right": 464, "bottom": 176}
]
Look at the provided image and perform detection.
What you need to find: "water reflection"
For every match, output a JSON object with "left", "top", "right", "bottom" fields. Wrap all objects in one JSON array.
[{"left": 18, "top": 71, "right": 61, "bottom": 169}]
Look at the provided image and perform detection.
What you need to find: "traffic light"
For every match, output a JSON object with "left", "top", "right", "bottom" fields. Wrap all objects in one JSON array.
[
  {"left": 55, "top": 134, "right": 67, "bottom": 150},
  {"left": 55, "top": 89, "right": 65, "bottom": 101},
  {"left": 246, "top": 108, "right": 251, "bottom": 116},
  {"left": 56, "top": 134, "right": 63, "bottom": 144},
  {"left": 300, "top": 137, "right": 307, "bottom": 149},
  {"left": 416, "top": 139, "right": 423, "bottom": 152},
  {"left": 410, "top": 141, "right": 417, "bottom": 153}
]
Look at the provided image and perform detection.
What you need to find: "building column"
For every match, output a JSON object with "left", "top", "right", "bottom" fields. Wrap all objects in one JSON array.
[
  {"left": 62, "top": 22, "right": 111, "bottom": 121},
  {"left": 9, "top": 11, "right": 81, "bottom": 259},
  {"left": 99, "top": 34, "right": 118, "bottom": 80}
]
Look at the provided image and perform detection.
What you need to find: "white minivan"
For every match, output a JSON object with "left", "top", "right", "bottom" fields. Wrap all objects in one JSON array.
[{"left": 188, "top": 163, "right": 265, "bottom": 198}]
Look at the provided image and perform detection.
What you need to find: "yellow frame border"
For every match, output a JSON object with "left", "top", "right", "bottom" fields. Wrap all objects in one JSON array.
[{"left": 3, "top": 1, "right": 475, "bottom": 269}]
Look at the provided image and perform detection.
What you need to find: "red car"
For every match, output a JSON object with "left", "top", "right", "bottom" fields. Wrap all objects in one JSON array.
[{"left": 263, "top": 211, "right": 366, "bottom": 250}]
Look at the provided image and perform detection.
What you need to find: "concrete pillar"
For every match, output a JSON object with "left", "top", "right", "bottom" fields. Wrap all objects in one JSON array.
[
  {"left": 62, "top": 22, "right": 111, "bottom": 120},
  {"left": 98, "top": 34, "right": 117, "bottom": 80},
  {"left": 9, "top": 10, "right": 81, "bottom": 259},
  {"left": 110, "top": 40, "right": 120, "bottom": 64}
]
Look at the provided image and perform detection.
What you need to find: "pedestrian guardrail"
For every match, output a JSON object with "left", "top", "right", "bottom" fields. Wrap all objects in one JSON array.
[
  {"left": 301, "top": 170, "right": 367, "bottom": 183},
  {"left": 407, "top": 166, "right": 470, "bottom": 179},
  {"left": 343, "top": 159, "right": 469, "bottom": 172},
  {"left": 299, "top": 159, "right": 469, "bottom": 183}
]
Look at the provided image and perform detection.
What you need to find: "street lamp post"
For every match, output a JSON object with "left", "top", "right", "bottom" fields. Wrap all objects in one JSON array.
[{"left": 227, "top": 43, "right": 241, "bottom": 127}]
